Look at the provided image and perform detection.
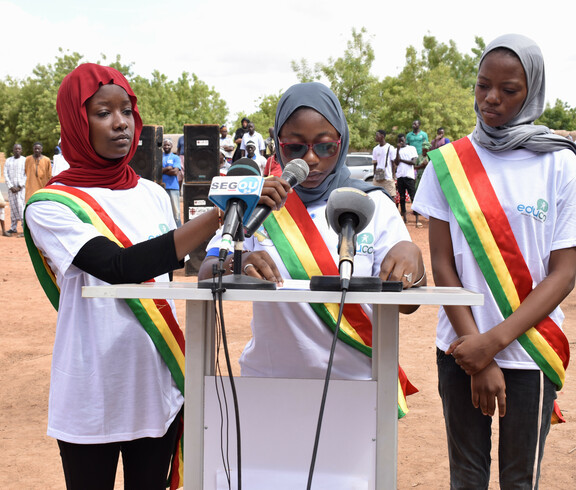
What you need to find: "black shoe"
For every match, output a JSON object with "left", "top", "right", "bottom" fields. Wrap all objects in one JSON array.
[{"left": 5, "top": 230, "right": 16, "bottom": 236}]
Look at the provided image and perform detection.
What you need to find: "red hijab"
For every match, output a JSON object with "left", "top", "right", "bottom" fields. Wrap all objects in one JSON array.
[{"left": 49, "top": 63, "right": 143, "bottom": 189}]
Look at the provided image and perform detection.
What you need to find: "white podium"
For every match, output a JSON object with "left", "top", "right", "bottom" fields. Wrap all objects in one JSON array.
[{"left": 83, "top": 282, "right": 482, "bottom": 489}]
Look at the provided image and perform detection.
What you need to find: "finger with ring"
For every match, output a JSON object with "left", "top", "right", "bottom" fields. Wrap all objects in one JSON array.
[
  {"left": 403, "top": 272, "right": 413, "bottom": 282},
  {"left": 244, "top": 263, "right": 255, "bottom": 274}
]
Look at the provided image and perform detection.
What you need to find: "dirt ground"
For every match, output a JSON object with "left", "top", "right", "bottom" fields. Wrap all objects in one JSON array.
[{"left": 1, "top": 198, "right": 575, "bottom": 489}]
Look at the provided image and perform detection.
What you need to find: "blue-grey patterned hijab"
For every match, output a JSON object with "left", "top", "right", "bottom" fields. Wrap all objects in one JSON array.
[
  {"left": 472, "top": 33, "right": 576, "bottom": 154},
  {"left": 274, "top": 82, "right": 380, "bottom": 205}
]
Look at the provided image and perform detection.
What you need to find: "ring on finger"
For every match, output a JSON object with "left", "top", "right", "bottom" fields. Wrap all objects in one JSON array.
[
  {"left": 243, "top": 263, "right": 255, "bottom": 274},
  {"left": 403, "top": 272, "right": 413, "bottom": 282}
]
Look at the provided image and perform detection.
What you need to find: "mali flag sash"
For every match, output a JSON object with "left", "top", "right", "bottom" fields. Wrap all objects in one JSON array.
[
  {"left": 263, "top": 192, "right": 417, "bottom": 418},
  {"left": 430, "top": 138, "right": 570, "bottom": 396},
  {"left": 24, "top": 185, "right": 185, "bottom": 488}
]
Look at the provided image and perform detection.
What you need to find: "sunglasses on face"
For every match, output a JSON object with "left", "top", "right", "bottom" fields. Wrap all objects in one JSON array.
[{"left": 278, "top": 139, "right": 341, "bottom": 159}]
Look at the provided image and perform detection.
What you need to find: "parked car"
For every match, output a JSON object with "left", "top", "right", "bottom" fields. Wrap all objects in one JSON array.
[{"left": 345, "top": 153, "right": 373, "bottom": 181}]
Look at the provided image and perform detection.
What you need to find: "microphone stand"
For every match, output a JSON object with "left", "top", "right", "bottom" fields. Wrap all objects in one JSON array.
[
  {"left": 310, "top": 229, "right": 387, "bottom": 292},
  {"left": 198, "top": 222, "right": 276, "bottom": 290}
]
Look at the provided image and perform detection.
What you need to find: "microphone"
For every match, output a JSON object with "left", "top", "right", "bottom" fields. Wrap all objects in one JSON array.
[
  {"left": 243, "top": 158, "right": 309, "bottom": 237},
  {"left": 326, "top": 187, "right": 375, "bottom": 290},
  {"left": 208, "top": 158, "right": 263, "bottom": 261}
]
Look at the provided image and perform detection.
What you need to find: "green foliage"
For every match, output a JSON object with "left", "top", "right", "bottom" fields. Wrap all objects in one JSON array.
[
  {"left": 240, "top": 92, "right": 282, "bottom": 137},
  {"left": 0, "top": 49, "right": 84, "bottom": 155},
  {"left": 379, "top": 65, "right": 476, "bottom": 142},
  {"left": 0, "top": 49, "right": 228, "bottom": 157},
  {"left": 292, "top": 27, "right": 382, "bottom": 151},
  {"left": 291, "top": 58, "right": 320, "bottom": 83},
  {"left": 419, "top": 35, "right": 484, "bottom": 92},
  {"left": 132, "top": 71, "right": 228, "bottom": 133},
  {"left": 536, "top": 99, "right": 576, "bottom": 131},
  {"left": 1, "top": 32, "right": 574, "bottom": 162},
  {"left": 290, "top": 29, "right": 481, "bottom": 150}
]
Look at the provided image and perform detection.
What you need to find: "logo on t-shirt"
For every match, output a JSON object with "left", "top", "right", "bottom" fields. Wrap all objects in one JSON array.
[
  {"left": 148, "top": 223, "right": 171, "bottom": 240},
  {"left": 356, "top": 232, "right": 375, "bottom": 255},
  {"left": 517, "top": 198, "right": 548, "bottom": 223}
]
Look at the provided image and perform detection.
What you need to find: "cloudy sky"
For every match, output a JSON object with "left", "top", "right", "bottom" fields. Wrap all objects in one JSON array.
[{"left": 3, "top": 0, "right": 576, "bottom": 128}]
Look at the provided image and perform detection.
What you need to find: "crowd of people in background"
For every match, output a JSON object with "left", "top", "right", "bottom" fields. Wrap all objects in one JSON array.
[
  {"left": 2, "top": 142, "right": 56, "bottom": 237},
  {"left": 4, "top": 112, "right": 573, "bottom": 240},
  {"left": 371, "top": 120, "right": 447, "bottom": 229}
]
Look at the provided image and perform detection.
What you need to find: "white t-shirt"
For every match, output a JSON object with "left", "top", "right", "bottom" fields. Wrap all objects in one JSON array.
[
  {"left": 372, "top": 143, "right": 393, "bottom": 180},
  {"left": 392, "top": 145, "right": 418, "bottom": 179},
  {"left": 249, "top": 153, "right": 267, "bottom": 174},
  {"left": 52, "top": 154, "right": 70, "bottom": 176},
  {"left": 219, "top": 135, "right": 235, "bottom": 159},
  {"left": 412, "top": 136, "right": 576, "bottom": 370},
  {"left": 206, "top": 190, "right": 411, "bottom": 379},
  {"left": 25, "top": 179, "right": 184, "bottom": 443},
  {"left": 240, "top": 131, "right": 266, "bottom": 154}
]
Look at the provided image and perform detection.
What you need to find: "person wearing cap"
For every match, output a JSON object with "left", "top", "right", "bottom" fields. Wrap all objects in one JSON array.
[
  {"left": 240, "top": 122, "right": 266, "bottom": 158},
  {"left": 245, "top": 139, "right": 267, "bottom": 174}
]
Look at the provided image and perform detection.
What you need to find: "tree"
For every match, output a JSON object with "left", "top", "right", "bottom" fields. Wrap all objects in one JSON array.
[
  {"left": 292, "top": 27, "right": 382, "bottom": 150},
  {"left": 536, "top": 99, "right": 576, "bottom": 131},
  {"left": 377, "top": 64, "right": 476, "bottom": 143},
  {"left": 419, "top": 35, "right": 484, "bottom": 92},
  {"left": 132, "top": 71, "right": 229, "bottom": 133},
  {"left": 0, "top": 50, "right": 229, "bottom": 157},
  {"left": 1, "top": 49, "right": 84, "bottom": 155},
  {"left": 0, "top": 78, "right": 24, "bottom": 155},
  {"left": 291, "top": 58, "right": 319, "bottom": 84},
  {"left": 288, "top": 31, "right": 482, "bottom": 149}
]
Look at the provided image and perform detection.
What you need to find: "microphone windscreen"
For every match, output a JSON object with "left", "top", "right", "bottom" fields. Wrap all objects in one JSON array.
[
  {"left": 326, "top": 187, "right": 375, "bottom": 233},
  {"left": 281, "top": 158, "right": 309, "bottom": 185},
  {"left": 228, "top": 157, "right": 261, "bottom": 176}
]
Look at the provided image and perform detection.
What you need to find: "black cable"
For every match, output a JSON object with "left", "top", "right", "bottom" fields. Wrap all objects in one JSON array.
[
  {"left": 210, "top": 260, "right": 243, "bottom": 490},
  {"left": 306, "top": 287, "right": 348, "bottom": 489},
  {"left": 211, "top": 270, "right": 231, "bottom": 486}
]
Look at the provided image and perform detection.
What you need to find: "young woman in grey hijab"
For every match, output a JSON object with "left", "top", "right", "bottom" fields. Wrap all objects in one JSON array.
[
  {"left": 272, "top": 81, "right": 383, "bottom": 205},
  {"left": 199, "top": 82, "right": 425, "bottom": 381},
  {"left": 472, "top": 33, "right": 576, "bottom": 154},
  {"left": 413, "top": 34, "right": 576, "bottom": 488}
]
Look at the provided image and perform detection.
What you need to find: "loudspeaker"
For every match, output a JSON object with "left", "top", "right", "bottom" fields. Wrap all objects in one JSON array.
[
  {"left": 184, "top": 124, "right": 219, "bottom": 183},
  {"left": 182, "top": 183, "right": 214, "bottom": 275},
  {"left": 129, "top": 125, "right": 163, "bottom": 184}
]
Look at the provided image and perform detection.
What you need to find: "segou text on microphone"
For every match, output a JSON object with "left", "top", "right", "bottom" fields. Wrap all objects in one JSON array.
[{"left": 208, "top": 158, "right": 263, "bottom": 260}]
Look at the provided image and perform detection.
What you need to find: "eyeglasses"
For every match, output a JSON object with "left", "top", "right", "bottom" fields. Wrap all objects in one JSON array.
[{"left": 279, "top": 139, "right": 341, "bottom": 159}]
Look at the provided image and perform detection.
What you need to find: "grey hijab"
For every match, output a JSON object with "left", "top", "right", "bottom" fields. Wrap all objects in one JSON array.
[
  {"left": 472, "top": 33, "right": 576, "bottom": 154},
  {"left": 274, "top": 82, "right": 380, "bottom": 205}
]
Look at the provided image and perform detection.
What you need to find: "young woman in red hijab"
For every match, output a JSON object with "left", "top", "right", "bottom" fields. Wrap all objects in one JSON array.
[{"left": 24, "top": 63, "right": 288, "bottom": 490}]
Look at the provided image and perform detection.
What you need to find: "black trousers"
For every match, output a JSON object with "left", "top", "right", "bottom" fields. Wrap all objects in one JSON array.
[
  {"left": 57, "top": 411, "right": 181, "bottom": 490},
  {"left": 397, "top": 176, "right": 416, "bottom": 215}
]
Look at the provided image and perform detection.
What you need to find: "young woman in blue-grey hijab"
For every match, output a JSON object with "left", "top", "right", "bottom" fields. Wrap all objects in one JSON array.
[
  {"left": 199, "top": 82, "right": 425, "bottom": 382},
  {"left": 413, "top": 34, "right": 576, "bottom": 488}
]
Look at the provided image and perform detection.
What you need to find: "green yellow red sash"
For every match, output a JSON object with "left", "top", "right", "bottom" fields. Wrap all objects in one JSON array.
[
  {"left": 23, "top": 185, "right": 184, "bottom": 487},
  {"left": 263, "top": 192, "right": 417, "bottom": 418},
  {"left": 430, "top": 138, "right": 570, "bottom": 422}
]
